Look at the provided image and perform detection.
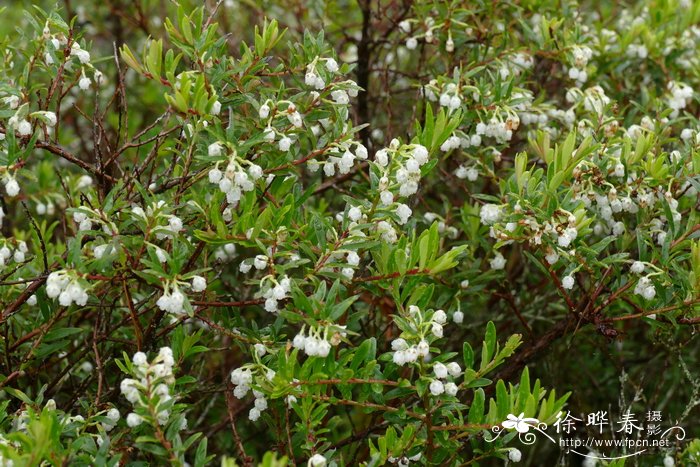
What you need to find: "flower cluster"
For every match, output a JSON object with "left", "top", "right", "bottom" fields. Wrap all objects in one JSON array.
[
  {"left": 46, "top": 270, "right": 89, "bottom": 307},
  {"left": 101, "top": 408, "right": 121, "bottom": 432},
  {"left": 309, "top": 140, "right": 367, "bottom": 177},
  {"left": 120, "top": 348, "right": 179, "bottom": 428},
  {"left": 261, "top": 275, "right": 291, "bottom": 312},
  {"left": 230, "top": 365, "right": 274, "bottom": 421},
  {"left": 391, "top": 306, "right": 450, "bottom": 365},
  {"left": 156, "top": 283, "right": 187, "bottom": 315},
  {"left": 429, "top": 360, "right": 461, "bottom": 396},
  {"left": 207, "top": 147, "right": 263, "bottom": 205},
  {"left": 0, "top": 240, "right": 28, "bottom": 267},
  {"left": 292, "top": 325, "right": 347, "bottom": 358}
]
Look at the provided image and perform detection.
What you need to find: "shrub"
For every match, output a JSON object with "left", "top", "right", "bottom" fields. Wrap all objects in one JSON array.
[{"left": 0, "top": 0, "right": 698, "bottom": 465}]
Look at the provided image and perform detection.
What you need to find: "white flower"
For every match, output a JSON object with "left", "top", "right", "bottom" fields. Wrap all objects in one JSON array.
[
  {"left": 634, "top": 276, "right": 656, "bottom": 300},
  {"left": 77, "top": 175, "right": 92, "bottom": 189},
  {"left": 230, "top": 368, "right": 253, "bottom": 386},
  {"left": 445, "top": 382, "right": 458, "bottom": 396},
  {"left": 614, "top": 163, "right": 625, "bottom": 177},
  {"left": 208, "top": 167, "right": 223, "bottom": 184},
  {"left": 305, "top": 71, "right": 319, "bottom": 87},
  {"left": 557, "top": 227, "right": 578, "bottom": 247},
  {"left": 211, "top": 100, "right": 222, "bottom": 115},
  {"left": 453, "top": 310, "right": 464, "bottom": 324},
  {"left": 259, "top": 103, "right": 270, "bottom": 119},
  {"left": 293, "top": 332, "right": 307, "bottom": 349},
  {"left": 490, "top": 253, "right": 506, "bottom": 270},
  {"left": 440, "top": 135, "right": 461, "bottom": 151},
  {"left": 412, "top": 145, "right": 429, "bottom": 165},
  {"left": 254, "top": 343, "right": 267, "bottom": 357},
  {"left": 393, "top": 350, "right": 407, "bottom": 365},
  {"left": 132, "top": 352, "right": 147, "bottom": 366},
  {"left": 480, "top": 204, "right": 501, "bottom": 225},
  {"left": 433, "top": 362, "right": 448, "bottom": 379},
  {"left": 630, "top": 261, "right": 645, "bottom": 274},
  {"left": 406, "top": 37, "right": 418, "bottom": 49},
  {"left": 168, "top": 216, "right": 183, "bottom": 233},
  {"left": 446, "top": 362, "right": 461, "bottom": 377},
  {"left": 416, "top": 340, "right": 429, "bottom": 357},
  {"left": 561, "top": 275, "right": 575, "bottom": 289},
  {"left": 663, "top": 456, "right": 675, "bottom": 467},
  {"left": 94, "top": 70, "right": 105, "bottom": 85},
  {"left": 331, "top": 90, "right": 349, "bottom": 105},
  {"left": 545, "top": 250, "right": 559, "bottom": 265},
  {"left": 429, "top": 380, "right": 445, "bottom": 396},
  {"left": 254, "top": 396, "right": 268, "bottom": 411},
  {"left": 4, "top": 95, "right": 19, "bottom": 109},
  {"left": 391, "top": 338, "right": 408, "bottom": 351},
  {"left": 191, "top": 275, "right": 206, "bottom": 292},
  {"left": 611, "top": 221, "right": 625, "bottom": 236},
  {"left": 17, "top": 120, "right": 32, "bottom": 136},
  {"left": 398, "top": 180, "right": 418, "bottom": 197},
  {"left": 253, "top": 255, "right": 268, "bottom": 270},
  {"left": 126, "top": 413, "right": 142, "bottom": 427},
  {"left": 55, "top": 290, "right": 70, "bottom": 305},
  {"left": 380, "top": 190, "right": 394, "bottom": 206},
  {"left": 308, "top": 454, "right": 327, "bottom": 467},
  {"left": 37, "top": 111, "right": 57, "bottom": 128},
  {"left": 208, "top": 142, "right": 223, "bottom": 157},
  {"left": 288, "top": 110, "right": 303, "bottom": 128},
  {"left": 71, "top": 47, "right": 91, "bottom": 64},
  {"left": 157, "top": 288, "right": 186, "bottom": 315},
  {"left": 375, "top": 149, "right": 389, "bottom": 166},
  {"left": 264, "top": 297, "right": 278, "bottom": 312},
  {"left": 279, "top": 136, "right": 293, "bottom": 151},
  {"left": 347, "top": 206, "right": 362, "bottom": 222},
  {"left": 248, "top": 164, "right": 263, "bottom": 180},
  {"left": 263, "top": 127, "right": 275, "bottom": 142},
  {"left": 347, "top": 251, "right": 360, "bottom": 266},
  {"left": 395, "top": 204, "right": 412, "bottom": 225},
  {"left": 155, "top": 247, "right": 168, "bottom": 263},
  {"left": 5, "top": 178, "right": 20, "bottom": 197},
  {"left": 233, "top": 384, "right": 249, "bottom": 399},
  {"left": 248, "top": 407, "right": 261, "bottom": 421},
  {"left": 508, "top": 448, "right": 522, "bottom": 462},
  {"left": 79, "top": 76, "right": 91, "bottom": 90},
  {"left": 325, "top": 58, "right": 339, "bottom": 73},
  {"left": 657, "top": 231, "right": 667, "bottom": 246},
  {"left": 433, "top": 309, "right": 447, "bottom": 324},
  {"left": 107, "top": 408, "right": 120, "bottom": 422},
  {"left": 1, "top": 246, "right": 12, "bottom": 260},
  {"left": 355, "top": 144, "right": 368, "bottom": 160}
]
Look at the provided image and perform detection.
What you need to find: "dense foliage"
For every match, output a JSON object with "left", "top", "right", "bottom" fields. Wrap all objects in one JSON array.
[{"left": 0, "top": 0, "right": 699, "bottom": 465}]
